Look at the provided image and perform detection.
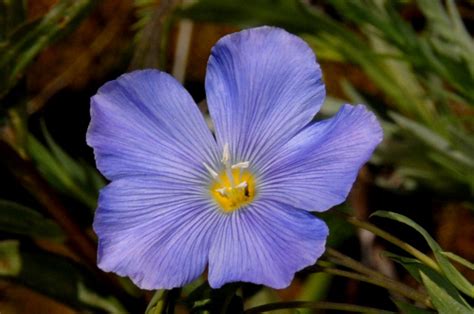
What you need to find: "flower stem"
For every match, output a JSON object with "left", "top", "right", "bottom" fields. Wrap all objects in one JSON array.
[
  {"left": 325, "top": 248, "right": 391, "bottom": 279},
  {"left": 304, "top": 247, "right": 433, "bottom": 308},
  {"left": 343, "top": 214, "right": 440, "bottom": 272},
  {"left": 244, "top": 301, "right": 395, "bottom": 314},
  {"left": 321, "top": 267, "right": 431, "bottom": 308},
  {"left": 220, "top": 284, "right": 239, "bottom": 314}
]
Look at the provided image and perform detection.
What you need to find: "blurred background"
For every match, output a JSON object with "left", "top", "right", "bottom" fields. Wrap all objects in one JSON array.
[{"left": 0, "top": 0, "right": 473, "bottom": 313}]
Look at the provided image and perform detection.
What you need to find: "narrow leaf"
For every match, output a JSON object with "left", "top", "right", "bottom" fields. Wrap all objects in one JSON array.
[
  {"left": 385, "top": 252, "right": 469, "bottom": 308},
  {"left": 1, "top": 244, "right": 126, "bottom": 312},
  {"left": 420, "top": 272, "right": 472, "bottom": 314},
  {"left": 27, "top": 131, "right": 104, "bottom": 210},
  {"left": 372, "top": 211, "right": 474, "bottom": 297},
  {"left": 0, "top": 199, "right": 64, "bottom": 240},
  {"left": 0, "top": 240, "right": 21, "bottom": 276},
  {"left": 392, "top": 299, "right": 432, "bottom": 314},
  {"left": 0, "top": 0, "right": 97, "bottom": 98},
  {"left": 0, "top": 0, "right": 26, "bottom": 40},
  {"left": 145, "top": 290, "right": 166, "bottom": 314},
  {"left": 441, "top": 252, "right": 474, "bottom": 271}
]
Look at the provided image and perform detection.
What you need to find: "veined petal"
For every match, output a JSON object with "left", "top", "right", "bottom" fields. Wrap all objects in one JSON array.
[
  {"left": 208, "top": 200, "right": 328, "bottom": 289},
  {"left": 95, "top": 176, "right": 219, "bottom": 289},
  {"left": 87, "top": 69, "right": 218, "bottom": 182},
  {"left": 260, "top": 104, "right": 383, "bottom": 212},
  {"left": 205, "top": 26, "right": 325, "bottom": 168}
]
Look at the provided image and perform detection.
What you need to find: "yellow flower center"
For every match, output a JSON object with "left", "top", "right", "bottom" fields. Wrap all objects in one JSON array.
[
  {"left": 204, "top": 144, "right": 256, "bottom": 213},
  {"left": 210, "top": 168, "right": 256, "bottom": 213}
]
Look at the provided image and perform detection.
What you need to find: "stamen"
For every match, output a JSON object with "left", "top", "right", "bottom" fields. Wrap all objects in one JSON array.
[
  {"left": 231, "top": 161, "right": 250, "bottom": 169},
  {"left": 203, "top": 162, "right": 219, "bottom": 179},
  {"left": 222, "top": 143, "right": 231, "bottom": 166},
  {"left": 232, "top": 161, "right": 249, "bottom": 182},
  {"left": 209, "top": 143, "right": 256, "bottom": 212},
  {"left": 216, "top": 187, "right": 227, "bottom": 196},
  {"left": 235, "top": 181, "right": 248, "bottom": 189}
]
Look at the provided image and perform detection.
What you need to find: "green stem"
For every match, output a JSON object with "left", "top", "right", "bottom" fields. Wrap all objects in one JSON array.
[
  {"left": 345, "top": 215, "right": 440, "bottom": 272},
  {"left": 220, "top": 284, "right": 239, "bottom": 314},
  {"left": 324, "top": 251, "right": 433, "bottom": 308},
  {"left": 165, "top": 288, "right": 181, "bottom": 314},
  {"left": 326, "top": 248, "right": 381, "bottom": 277},
  {"left": 321, "top": 267, "right": 431, "bottom": 308},
  {"left": 245, "top": 301, "right": 395, "bottom": 314},
  {"left": 326, "top": 248, "right": 400, "bottom": 282}
]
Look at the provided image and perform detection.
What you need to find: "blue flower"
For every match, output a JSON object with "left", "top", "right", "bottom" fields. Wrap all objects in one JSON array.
[{"left": 87, "top": 26, "right": 382, "bottom": 290}]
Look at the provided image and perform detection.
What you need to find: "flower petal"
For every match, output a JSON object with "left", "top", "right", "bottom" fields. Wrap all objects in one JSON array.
[
  {"left": 94, "top": 176, "right": 220, "bottom": 289},
  {"left": 205, "top": 26, "right": 325, "bottom": 167},
  {"left": 87, "top": 69, "right": 218, "bottom": 182},
  {"left": 208, "top": 200, "right": 328, "bottom": 289},
  {"left": 260, "top": 104, "right": 383, "bottom": 212}
]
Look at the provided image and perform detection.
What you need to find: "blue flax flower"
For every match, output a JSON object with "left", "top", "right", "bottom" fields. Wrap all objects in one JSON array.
[{"left": 87, "top": 26, "right": 382, "bottom": 289}]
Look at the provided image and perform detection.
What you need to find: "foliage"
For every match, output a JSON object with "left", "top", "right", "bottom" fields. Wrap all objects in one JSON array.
[
  {"left": 372, "top": 211, "right": 473, "bottom": 313},
  {"left": 0, "top": 200, "right": 64, "bottom": 241},
  {"left": 131, "top": 0, "right": 175, "bottom": 69},
  {"left": 0, "top": 0, "right": 97, "bottom": 101},
  {"left": 0, "top": 240, "right": 125, "bottom": 312},
  {"left": 0, "top": 0, "right": 473, "bottom": 312},
  {"left": 27, "top": 124, "right": 104, "bottom": 211}
]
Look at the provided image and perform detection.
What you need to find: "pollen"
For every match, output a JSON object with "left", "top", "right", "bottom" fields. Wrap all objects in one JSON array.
[
  {"left": 210, "top": 168, "right": 256, "bottom": 212},
  {"left": 206, "top": 144, "right": 256, "bottom": 213}
]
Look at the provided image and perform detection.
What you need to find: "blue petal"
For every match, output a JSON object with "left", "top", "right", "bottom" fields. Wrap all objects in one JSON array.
[
  {"left": 87, "top": 69, "right": 219, "bottom": 182},
  {"left": 205, "top": 26, "right": 325, "bottom": 168},
  {"left": 208, "top": 200, "right": 328, "bottom": 289},
  {"left": 94, "top": 176, "right": 220, "bottom": 289},
  {"left": 259, "top": 104, "right": 383, "bottom": 212}
]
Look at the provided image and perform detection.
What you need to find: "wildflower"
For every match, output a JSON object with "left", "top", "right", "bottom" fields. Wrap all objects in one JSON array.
[{"left": 87, "top": 26, "right": 382, "bottom": 289}]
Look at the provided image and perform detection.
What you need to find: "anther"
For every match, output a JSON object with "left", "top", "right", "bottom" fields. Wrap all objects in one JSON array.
[
  {"left": 209, "top": 143, "right": 255, "bottom": 212},
  {"left": 231, "top": 161, "right": 250, "bottom": 169},
  {"left": 216, "top": 187, "right": 227, "bottom": 196},
  {"left": 235, "top": 181, "right": 248, "bottom": 189}
]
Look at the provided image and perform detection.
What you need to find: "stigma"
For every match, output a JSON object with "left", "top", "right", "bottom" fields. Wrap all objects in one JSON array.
[{"left": 205, "top": 144, "right": 256, "bottom": 213}]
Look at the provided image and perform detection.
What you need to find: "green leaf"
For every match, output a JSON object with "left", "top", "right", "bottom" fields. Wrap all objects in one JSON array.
[
  {"left": 389, "top": 112, "right": 450, "bottom": 154},
  {"left": 372, "top": 211, "right": 474, "bottom": 297},
  {"left": 0, "top": 0, "right": 97, "bottom": 98},
  {"left": 77, "top": 282, "right": 126, "bottom": 314},
  {"left": 0, "top": 240, "right": 21, "bottom": 276},
  {"left": 178, "top": 0, "right": 318, "bottom": 34},
  {"left": 392, "top": 299, "right": 433, "bottom": 314},
  {"left": 0, "top": 0, "right": 26, "bottom": 40},
  {"left": 441, "top": 252, "right": 474, "bottom": 271},
  {"left": 145, "top": 289, "right": 181, "bottom": 314},
  {"left": 187, "top": 282, "right": 243, "bottom": 314},
  {"left": 420, "top": 272, "right": 472, "bottom": 314},
  {"left": 41, "top": 121, "right": 86, "bottom": 185},
  {"left": 417, "top": 0, "right": 474, "bottom": 80},
  {"left": 0, "top": 199, "right": 64, "bottom": 241},
  {"left": 384, "top": 252, "right": 469, "bottom": 308},
  {"left": 27, "top": 129, "right": 105, "bottom": 211},
  {"left": 131, "top": 0, "right": 174, "bottom": 69},
  {"left": 1, "top": 243, "right": 126, "bottom": 312},
  {"left": 145, "top": 290, "right": 166, "bottom": 314}
]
